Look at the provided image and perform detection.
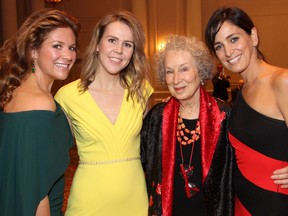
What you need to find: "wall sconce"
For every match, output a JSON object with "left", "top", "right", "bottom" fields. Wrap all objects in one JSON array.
[
  {"left": 45, "top": 0, "right": 62, "bottom": 7},
  {"left": 157, "top": 41, "right": 166, "bottom": 51}
]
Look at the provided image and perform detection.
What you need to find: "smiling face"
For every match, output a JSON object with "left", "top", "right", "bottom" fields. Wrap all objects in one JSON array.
[
  {"left": 33, "top": 27, "right": 77, "bottom": 81},
  {"left": 214, "top": 21, "right": 258, "bottom": 74},
  {"left": 96, "top": 21, "right": 134, "bottom": 76},
  {"left": 164, "top": 50, "right": 201, "bottom": 104}
]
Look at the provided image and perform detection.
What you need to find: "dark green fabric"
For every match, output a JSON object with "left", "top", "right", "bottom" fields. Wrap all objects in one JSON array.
[{"left": 0, "top": 101, "right": 74, "bottom": 216}]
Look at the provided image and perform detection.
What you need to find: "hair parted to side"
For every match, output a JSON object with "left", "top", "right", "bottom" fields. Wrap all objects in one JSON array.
[
  {"left": 79, "top": 10, "right": 150, "bottom": 107},
  {"left": 155, "top": 35, "right": 215, "bottom": 86},
  {"left": 0, "top": 8, "right": 81, "bottom": 111},
  {"left": 205, "top": 7, "right": 265, "bottom": 61}
]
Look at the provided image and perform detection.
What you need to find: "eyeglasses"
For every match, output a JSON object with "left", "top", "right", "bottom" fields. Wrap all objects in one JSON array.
[{"left": 180, "top": 164, "right": 200, "bottom": 198}]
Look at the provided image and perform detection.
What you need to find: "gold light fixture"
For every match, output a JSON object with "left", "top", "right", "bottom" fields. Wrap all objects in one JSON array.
[
  {"left": 45, "top": 0, "right": 62, "bottom": 7},
  {"left": 45, "top": 0, "right": 62, "bottom": 2}
]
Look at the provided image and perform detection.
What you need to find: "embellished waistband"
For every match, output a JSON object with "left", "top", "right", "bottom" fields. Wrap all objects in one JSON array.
[{"left": 78, "top": 156, "right": 141, "bottom": 165}]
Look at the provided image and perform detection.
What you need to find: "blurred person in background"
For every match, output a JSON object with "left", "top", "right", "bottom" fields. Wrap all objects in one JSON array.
[{"left": 212, "top": 63, "right": 231, "bottom": 101}]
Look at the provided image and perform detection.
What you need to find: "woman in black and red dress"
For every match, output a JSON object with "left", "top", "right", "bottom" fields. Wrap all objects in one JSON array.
[{"left": 205, "top": 7, "right": 288, "bottom": 216}]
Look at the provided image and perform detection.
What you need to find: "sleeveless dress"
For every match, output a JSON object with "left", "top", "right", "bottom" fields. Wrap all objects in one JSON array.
[
  {"left": 229, "top": 91, "right": 288, "bottom": 216},
  {"left": 55, "top": 79, "right": 153, "bottom": 216},
  {"left": 0, "top": 101, "right": 74, "bottom": 216}
]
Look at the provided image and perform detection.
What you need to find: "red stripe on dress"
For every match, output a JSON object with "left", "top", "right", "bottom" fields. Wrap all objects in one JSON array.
[
  {"left": 235, "top": 196, "right": 251, "bottom": 216},
  {"left": 229, "top": 132, "right": 288, "bottom": 195}
]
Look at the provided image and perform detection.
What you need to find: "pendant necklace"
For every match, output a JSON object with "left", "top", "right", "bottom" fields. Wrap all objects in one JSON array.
[{"left": 176, "top": 114, "right": 200, "bottom": 198}]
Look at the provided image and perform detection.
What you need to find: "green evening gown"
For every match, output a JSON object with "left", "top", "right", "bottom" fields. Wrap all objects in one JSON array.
[{"left": 0, "top": 101, "right": 74, "bottom": 216}]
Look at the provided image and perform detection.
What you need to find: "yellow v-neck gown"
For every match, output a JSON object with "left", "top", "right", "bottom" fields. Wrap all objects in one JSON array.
[{"left": 55, "top": 79, "right": 153, "bottom": 216}]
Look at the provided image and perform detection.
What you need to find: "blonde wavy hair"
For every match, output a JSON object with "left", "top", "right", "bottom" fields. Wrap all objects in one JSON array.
[{"left": 79, "top": 10, "right": 151, "bottom": 107}]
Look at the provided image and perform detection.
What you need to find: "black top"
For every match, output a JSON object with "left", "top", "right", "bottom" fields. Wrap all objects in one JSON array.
[{"left": 173, "top": 119, "right": 206, "bottom": 216}]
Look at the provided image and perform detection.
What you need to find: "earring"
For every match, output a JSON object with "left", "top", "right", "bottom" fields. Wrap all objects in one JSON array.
[
  {"left": 31, "top": 59, "right": 35, "bottom": 73},
  {"left": 253, "top": 40, "right": 258, "bottom": 47}
]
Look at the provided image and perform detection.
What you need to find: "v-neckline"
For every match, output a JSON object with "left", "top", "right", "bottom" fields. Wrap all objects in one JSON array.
[{"left": 85, "top": 88, "right": 126, "bottom": 126}]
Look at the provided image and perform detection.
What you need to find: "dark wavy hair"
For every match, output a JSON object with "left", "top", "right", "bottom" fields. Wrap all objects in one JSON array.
[
  {"left": 0, "top": 8, "right": 81, "bottom": 110},
  {"left": 79, "top": 10, "right": 150, "bottom": 107},
  {"left": 205, "top": 7, "right": 265, "bottom": 60}
]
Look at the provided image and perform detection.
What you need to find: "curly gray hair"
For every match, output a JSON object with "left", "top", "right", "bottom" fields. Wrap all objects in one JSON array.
[{"left": 155, "top": 35, "right": 215, "bottom": 85}]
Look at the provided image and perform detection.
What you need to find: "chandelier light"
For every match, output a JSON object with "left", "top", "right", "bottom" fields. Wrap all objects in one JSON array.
[
  {"left": 45, "top": 0, "right": 62, "bottom": 7},
  {"left": 45, "top": 0, "right": 62, "bottom": 2}
]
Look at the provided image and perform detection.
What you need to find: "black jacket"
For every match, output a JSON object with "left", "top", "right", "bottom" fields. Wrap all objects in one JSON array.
[{"left": 141, "top": 87, "right": 234, "bottom": 216}]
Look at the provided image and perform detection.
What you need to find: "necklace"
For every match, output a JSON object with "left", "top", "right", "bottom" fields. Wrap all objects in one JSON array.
[
  {"left": 177, "top": 115, "right": 201, "bottom": 198},
  {"left": 177, "top": 115, "right": 200, "bottom": 145}
]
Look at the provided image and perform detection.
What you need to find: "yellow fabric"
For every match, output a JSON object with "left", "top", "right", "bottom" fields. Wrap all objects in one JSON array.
[{"left": 55, "top": 79, "right": 153, "bottom": 216}]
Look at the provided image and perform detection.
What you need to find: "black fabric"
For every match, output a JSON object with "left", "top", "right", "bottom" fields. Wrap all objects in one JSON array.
[
  {"left": 212, "top": 76, "right": 230, "bottom": 101},
  {"left": 172, "top": 119, "right": 206, "bottom": 216},
  {"left": 230, "top": 87, "right": 240, "bottom": 103},
  {"left": 141, "top": 103, "right": 165, "bottom": 215},
  {"left": 230, "top": 91, "right": 288, "bottom": 160},
  {"left": 141, "top": 98, "right": 234, "bottom": 216}
]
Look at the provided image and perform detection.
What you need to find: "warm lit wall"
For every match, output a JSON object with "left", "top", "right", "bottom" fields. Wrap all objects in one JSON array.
[
  {"left": 146, "top": 0, "right": 190, "bottom": 103},
  {"left": 202, "top": 0, "right": 288, "bottom": 69},
  {"left": 202, "top": 0, "right": 288, "bottom": 91},
  {"left": 1, "top": 0, "right": 288, "bottom": 101},
  {"left": 52, "top": 0, "right": 132, "bottom": 56}
]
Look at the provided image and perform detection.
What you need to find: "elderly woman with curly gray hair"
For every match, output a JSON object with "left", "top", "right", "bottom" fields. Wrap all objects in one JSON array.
[{"left": 141, "top": 35, "right": 234, "bottom": 216}]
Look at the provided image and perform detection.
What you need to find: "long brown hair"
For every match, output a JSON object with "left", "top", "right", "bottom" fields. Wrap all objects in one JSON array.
[
  {"left": 79, "top": 10, "right": 150, "bottom": 107},
  {"left": 0, "top": 8, "right": 81, "bottom": 111}
]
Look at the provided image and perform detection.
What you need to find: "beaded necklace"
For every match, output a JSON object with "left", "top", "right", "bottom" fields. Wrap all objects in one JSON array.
[
  {"left": 177, "top": 115, "right": 200, "bottom": 146},
  {"left": 177, "top": 115, "right": 201, "bottom": 198}
]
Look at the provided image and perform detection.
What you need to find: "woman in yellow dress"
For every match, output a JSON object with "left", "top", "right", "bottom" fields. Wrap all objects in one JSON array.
[{"left": 55, "top": 10, "right": 153, "bottom": 216}]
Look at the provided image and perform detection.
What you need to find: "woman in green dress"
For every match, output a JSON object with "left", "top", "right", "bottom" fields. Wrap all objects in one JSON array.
[{"left": 0, "top": 8, "right": 80, "bottom": 216}]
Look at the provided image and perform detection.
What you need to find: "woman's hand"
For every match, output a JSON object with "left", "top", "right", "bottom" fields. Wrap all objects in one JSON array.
[{"left": 271, "top": 166, "right": 288, "bottom": 188}]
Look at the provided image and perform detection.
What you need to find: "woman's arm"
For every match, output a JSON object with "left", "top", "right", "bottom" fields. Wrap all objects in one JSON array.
[
  {"left": 35, "top": 196, "right": 50, "bottom": 216},
  {"left": 271, "top": 69, "right": 288, "bottom": 188}
]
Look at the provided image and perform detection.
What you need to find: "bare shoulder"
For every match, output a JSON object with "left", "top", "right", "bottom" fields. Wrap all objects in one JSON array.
[
  {"left": 6, "top": 89, "right": 56, "bottom": 112},
  {"left": 271, "top": 67, "right": 288, "bottom": 124},
  {"left": 272, "top": 67, "right": 288, "bottom": 90},
  {"left": 26, "top": 93, "right": 56, "bottom": 111}
]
